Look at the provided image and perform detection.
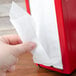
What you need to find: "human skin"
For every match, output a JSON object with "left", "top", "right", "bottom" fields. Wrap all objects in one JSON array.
[{"left": 0, "top": 34, "right": 36, "bottom": 76}]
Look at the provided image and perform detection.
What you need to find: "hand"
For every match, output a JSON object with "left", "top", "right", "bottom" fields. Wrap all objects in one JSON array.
[{"left": 0, "top": 35, "right": 36, "bottom": 76}]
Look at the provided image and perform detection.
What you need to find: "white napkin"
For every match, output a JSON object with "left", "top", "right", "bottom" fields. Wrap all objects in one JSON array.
[{"left": 9, "top": 2, "right": 63, "bottom": 69}]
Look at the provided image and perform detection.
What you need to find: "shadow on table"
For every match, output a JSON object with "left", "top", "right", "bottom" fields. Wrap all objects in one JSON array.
[{"left": 37, "top": 66, "right": 76, "bottom": 76}]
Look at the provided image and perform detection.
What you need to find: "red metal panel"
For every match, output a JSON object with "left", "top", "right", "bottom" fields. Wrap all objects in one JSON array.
[
  {"left": 61, "top": 0, "right": 76, "bottom": 73},
  {"left": 25, "top": 0, "right": 31, "bottom": 14}
]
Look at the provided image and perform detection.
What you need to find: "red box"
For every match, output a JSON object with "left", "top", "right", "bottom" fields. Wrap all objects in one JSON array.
[{"left": 25, "top": 0, "right": 76, "bottom": 74}]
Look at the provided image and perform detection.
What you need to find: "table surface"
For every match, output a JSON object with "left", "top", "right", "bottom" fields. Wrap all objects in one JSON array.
[{"left": 6, "top": 53, "right": 76, "bottom": 76}]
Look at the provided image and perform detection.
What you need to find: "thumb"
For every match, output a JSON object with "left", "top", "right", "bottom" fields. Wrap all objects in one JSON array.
[{"left": 10, "top": 42, "right": 36, "bottom": 57}]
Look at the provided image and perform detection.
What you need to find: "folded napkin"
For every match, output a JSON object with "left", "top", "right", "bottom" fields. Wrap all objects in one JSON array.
[{"left": 9, "top": 2, "right": 63, "bottom": 69}]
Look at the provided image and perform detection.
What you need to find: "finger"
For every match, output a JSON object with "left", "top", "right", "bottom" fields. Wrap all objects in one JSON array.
[
  {"left": 10, "top": 42, "right": 36, "bottom": 57},
  {"left": 0, "top": 34, "right": 22, "bottom": 45},
  {"left": 7, "top": 65, "right": 16, "bottom": 72}
]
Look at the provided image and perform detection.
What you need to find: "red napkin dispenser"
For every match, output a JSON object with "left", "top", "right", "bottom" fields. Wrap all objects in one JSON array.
[{"left": 25, "top": 0, "right": 76, "bottom": 74}]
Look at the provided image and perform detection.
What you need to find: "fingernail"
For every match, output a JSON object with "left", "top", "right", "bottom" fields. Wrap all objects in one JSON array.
[{"left": 29, "top": 42, "right": 36, "bottom": 50}]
